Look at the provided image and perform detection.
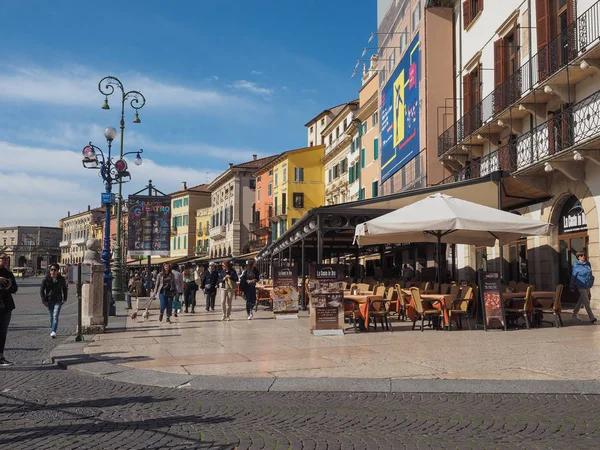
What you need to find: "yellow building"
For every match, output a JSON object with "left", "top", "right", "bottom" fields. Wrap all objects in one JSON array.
[
  {"left": 169, "top": 182, "right": 211, "bottom": 258},
  {"left": 194, "top": 207, "right": 211, "bottom": 258},
  {"left": 269, "top": 145, "right": 325, "bottom": 241}
]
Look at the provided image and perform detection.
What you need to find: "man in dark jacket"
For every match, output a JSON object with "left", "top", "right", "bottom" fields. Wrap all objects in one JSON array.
[
  {"left": 40, "top": 263, "right": 68, "bottom": 338},
  {"left": 0, "top": 253, "right": 17, "bottom": 366},
  {"left": 201, "top": 262, "right": 219, "bottom": 311}
]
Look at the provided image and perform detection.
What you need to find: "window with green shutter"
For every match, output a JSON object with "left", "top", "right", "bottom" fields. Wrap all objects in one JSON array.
[
  {"left": 374, "top": 138, "right": 379, "bottom": 160},
  {"left": 361, "top": 148, "right": 366, "bottom": 168},
  {"left": 372, "top": 181, "right": 378, "bottom": 198},
  {"left": 349, "top": 164, "right": 354, "bottom": 183},
  {"left": 184, "top": 235, "right": 187, "bottom": 249},
  {"left": 358, "top": 189, "right": 363, "bottom": 200}
]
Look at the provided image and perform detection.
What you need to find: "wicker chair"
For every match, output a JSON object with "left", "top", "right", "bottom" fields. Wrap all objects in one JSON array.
[
  {"left": 448, "top": 286, "right": 474, "bottom": 330},
  {"left": 369, "top": 299, "right": 393, "bottom": 331},
  {"left": 344, "top": 299, "right": 362, "bottom": 332},
  {"left": 410, "top": 287, "right": 442, "bottom": 331},
  {"left": 534, "top": 284, "right": 564, "bottom": 328},
  {"left": 504, "top": 286, "right": 533, "bottom": 329},
  {"left": 394, "top": 283, "right": 407, "bottom": 321}
]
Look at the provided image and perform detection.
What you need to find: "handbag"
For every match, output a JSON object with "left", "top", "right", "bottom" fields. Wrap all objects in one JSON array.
[{"left": 172, "top": 297, "right": 182, "bottom": 310}]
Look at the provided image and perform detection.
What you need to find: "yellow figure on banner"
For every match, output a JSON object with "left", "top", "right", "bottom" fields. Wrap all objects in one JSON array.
[{"left": 393, "top": 69, "right": 408, "bottom": 148}]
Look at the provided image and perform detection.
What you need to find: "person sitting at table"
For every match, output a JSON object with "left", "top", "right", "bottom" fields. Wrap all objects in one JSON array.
[{"left": 570, "top": 251, "right": 597, "bottom": 324}]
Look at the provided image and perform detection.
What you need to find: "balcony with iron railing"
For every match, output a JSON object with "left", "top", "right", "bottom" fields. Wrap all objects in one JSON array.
[
  {"left": 249, "top": 217, "right": 271, "bottom": 235},
  {"left": 438, "top": 1, "right": 600, "bottom": 159},
  {"left": 437, "top": 87, "right": 600, "bottom": 185}
]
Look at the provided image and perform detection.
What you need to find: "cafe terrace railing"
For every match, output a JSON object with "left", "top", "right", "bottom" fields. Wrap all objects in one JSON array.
[
  {"left": 437, "top": 87, "right": 600, "bottom": 184},
  {"left": 438, "top": 0, "right": 600, "bottom": 158}
]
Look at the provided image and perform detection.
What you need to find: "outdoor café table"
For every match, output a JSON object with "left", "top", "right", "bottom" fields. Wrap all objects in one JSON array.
[
  {"left": 420, "top": 294, "right": 457, "bottom": 327},
  {"left": 344, "top": 294, "right": 383, "bottom": 329}
]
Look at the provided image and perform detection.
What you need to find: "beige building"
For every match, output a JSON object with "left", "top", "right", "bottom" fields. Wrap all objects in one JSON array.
[
  {"left": 305, "top": 103, "right": 347, "bottom": 148},
  {"left": 59, "top": 207, "right": 104, "bottom": 265},
  {"left": 169, "top": 183, "right": 211, "bottom": 258},
  {"left": 1, "top": 226, "right": 62, "bottom": 270},
  {"left": 208, "top": 155, "right": 278, "bottom": 259},
  {"left": 356, "top": 57, "right": 380, "bottom": 200},
  {"left": 322, "top": 100, "right": 359, "bottom": 205}
]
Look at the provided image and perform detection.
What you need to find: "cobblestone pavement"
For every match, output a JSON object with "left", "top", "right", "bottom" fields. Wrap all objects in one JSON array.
[{"left": 1, "top": 278, "right": 599, "bottom": 449}]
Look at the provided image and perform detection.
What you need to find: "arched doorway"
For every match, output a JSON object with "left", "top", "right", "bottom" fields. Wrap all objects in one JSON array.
[
  {"left": 557, "top": 196, "right": 588, "bottom": 303},
  {"left": 18, "top": 256, "right": 26, "bottom": 267}
]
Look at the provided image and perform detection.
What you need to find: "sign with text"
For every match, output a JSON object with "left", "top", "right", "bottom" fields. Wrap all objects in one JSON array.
[
  {"left": 478, "top": 271, "right": 506, "bottom": 331},
  {"left": 272, "top": 265, "right": 299, "bottom": 318},
  {"left": 309, "top": 264, "right": 345, "bottom": 334},
  {"left": 127, "top": 195, "right": 172, "bottom": 257},
  {"left": 380, "top": 33, "right": 421, "bottom": 183}
]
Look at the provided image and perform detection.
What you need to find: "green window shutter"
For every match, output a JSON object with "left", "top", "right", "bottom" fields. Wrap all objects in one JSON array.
[
  {"left": 374, "top": 138, "right": 379, "bottom": 160},
  {"left": 184, "top": 235, "right": 187, "bottom": 249},
  {"left": 361, "top": 149, "right": 366, "bottom": 168},
  {"left": 358, "top": 125, "right": 363, "bottom": 137},
  {"left": 348, "top": 165, "right": 353, "bottom": 183},
  {"left": 372, "top": 181, "right": 378, "bottom": 198},
  {"left": 358, "top": 189, "right": 363, "bottom": 200}
]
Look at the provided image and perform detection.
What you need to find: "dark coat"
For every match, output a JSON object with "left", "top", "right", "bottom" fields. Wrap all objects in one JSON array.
[
  {"left": 0, "top": 267, "right": 18, "bottom": 312},
  {"left": 240, "top": 267, "right": 259, "bottom": 293},
  {"left": 128, "top": 280, "right": 146, "bottom": 297},
  {"left": 201, "top": 269, "right": 219, "bottom": 293},
  {"left": 40, "top": 274, "right": 68, "bottom": 304}
]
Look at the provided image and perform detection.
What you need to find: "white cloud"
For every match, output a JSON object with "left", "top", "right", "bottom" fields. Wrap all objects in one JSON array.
[
  {"left": 250, "top": 70, "right": 263, "bottom": 75},
  {"left": 0, "top": 65, "right": 256, "bottom": 112},
  {"left": 229, "top": 80, "right": 273, "bottom": 96},
  {"left": 0, "top": 140, "right": 220, "bottom": 227}
]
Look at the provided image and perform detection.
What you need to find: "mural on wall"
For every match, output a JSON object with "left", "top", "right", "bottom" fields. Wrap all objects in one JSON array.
[{"left": 380, "top": 34, "right": 421, "bottom": 183}]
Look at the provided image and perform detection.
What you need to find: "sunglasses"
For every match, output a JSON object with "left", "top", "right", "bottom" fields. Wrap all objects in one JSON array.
[{"left": 50, "top": 268, "right": 58, "bottom": 272}]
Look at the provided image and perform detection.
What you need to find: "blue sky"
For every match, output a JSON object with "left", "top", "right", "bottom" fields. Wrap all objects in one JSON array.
[{"left": 0, "top": 0, "right": 375, "bottom": 226}]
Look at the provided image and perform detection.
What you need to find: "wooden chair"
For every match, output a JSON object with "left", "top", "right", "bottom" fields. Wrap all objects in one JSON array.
[
  {"left": 357, "top": 283, "right": 371, "bottom": 294},
  {"left": 369, "top": 299, "right": 393, "bottom": 331},
  {"left": 349, "top": 283, "right": 359, "bottom": 294},
  {"left": 534, "top": 284, "right": 564, "bottom": 328},
  {"left": 440, "top": 283, "right": 450, "bottom": 294},
  {"left": 410, "top": 287, "right": 442, "bottom": 332},
  {"left": 448, "top": 286, "right": 474, "bottom": 330},
  {"left": 344, "top": 299, "right": 362, "bottom": 332},
  {"left": 448, "top": 285, "right": 461, "bottom": 300},
  {"left": 394, "top": 283, "right": 407, "bottom": 321},
  {"left": 504, "top": 286, "right": 533, "bottom": 329},
  {"left": 385, "top": 286, "right": 398, "bottom": 317},
  {"left": 373, "top": 285, "right": 386, "bottom": 297}
]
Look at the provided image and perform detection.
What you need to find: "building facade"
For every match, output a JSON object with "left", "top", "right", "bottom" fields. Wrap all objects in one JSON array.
[
  {"left": 431, "top": 0, "right": 600, "bottom": 308},
  {"left": 59, "top": 207, "right": 104, "bottom": 265},
  {"left": 322, "top": 101, "right": 359, "bottom": 205},
  {"left": 208, "top": 155, "right": 277, "bottom": 259},
  {"left": 169, "top": 182, "right": 211, "bottom": 258},
  {"left": 2, "top": 226, "right": 62, "bottom": 269},
  {"left": 250, "top": 163, "right": 276, "bottom": 250},
  {"left": 195, "top": 207, "right": 211, "bottom": 259},
  {"left": 376, "top": 0, "right": 452, "bottom": 195},
  {"left": 305, "top": 103, "right": 347, "bottom": 147}
]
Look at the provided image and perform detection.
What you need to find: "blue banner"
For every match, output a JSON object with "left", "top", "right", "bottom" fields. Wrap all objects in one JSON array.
[{"left": 380, "top": 34, "right": 421, "bottom": 183}]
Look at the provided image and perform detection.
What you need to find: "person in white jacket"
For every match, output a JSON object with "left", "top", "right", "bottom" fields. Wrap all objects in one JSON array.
[{"left": 171, "top": 264, "right": 184, "bottom": 317}]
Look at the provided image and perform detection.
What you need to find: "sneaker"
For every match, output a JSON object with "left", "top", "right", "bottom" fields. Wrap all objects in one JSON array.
[
  {"left": 248, "top": 313, "right": 253, "bottom": 320},
  {"left": 166, "top": 317, "right": 171, "bottom": 324},
  {"left": 0, "top": 357, "right": 13, "bottom": 367},
  {"left": 226, "top": 317, "right": 232, "bottom": 321},
  {"left": 206, "top": 308, "right": 209, "bottom": 312},
  {"left": 50, "top": 331, "right": 56, "bottom": 338},
  {"left": 572, "top": 314, "right": 583, "bottom": 322},
  {"left": 592, "top": 318, "right": 598, "bottom": 324},
  {"left": 220, "top": 316, "right": 226, "bottom": 321},
  {"left": 211, "top": 307, "right": 215, "bottom": 311},
  {"left": 159, "top": 314, "right": 164, "bottom": 322}
]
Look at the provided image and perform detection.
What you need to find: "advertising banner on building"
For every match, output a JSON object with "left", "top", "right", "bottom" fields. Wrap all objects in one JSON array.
[
  {"left": 478, "top": 271, "right": 506, "bottom": 331},
  {"left": 309, "top": 264, "right": 344, "bottom": 335},
  {"left": 272, "top": 265, "right": 299, "bottom": 319},
  {"left": 380, "top": 33, "right": 421, "bottom": 183},
  {"left": 127, "top": 195, "right": 171, "bottom": 257}
]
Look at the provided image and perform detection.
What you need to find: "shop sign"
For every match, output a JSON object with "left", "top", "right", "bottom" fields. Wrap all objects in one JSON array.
[
  {"left": 272, "top": 265, "right": 299, "bottom": 319},
  {"left": 559, "top": 200, "right": 587, "bottom": 234},
  {"left": 309, "top": 264, "right": 344, "bottom": 335}
]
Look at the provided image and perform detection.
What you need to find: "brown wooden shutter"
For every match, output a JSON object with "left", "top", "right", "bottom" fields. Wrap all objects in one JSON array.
[
  {"left": 536, "top": 0, "right": 550, "bottom": 81},
  {"left": 567, "top": 0, "right": 576, "bottom": 25},
  {"left": 494, "top": 38, "right": 504, "bottom": 88},
  {"left": 463, "top": 0, "right": 471, "bottom": 29},
  {"left": 463, "top": 72, "right": 472, "bottom": 135}
]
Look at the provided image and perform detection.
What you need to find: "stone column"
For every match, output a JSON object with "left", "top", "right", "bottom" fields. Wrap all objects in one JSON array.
[{"left": 81, "top": 264, "right": 105, "bottom": 333}]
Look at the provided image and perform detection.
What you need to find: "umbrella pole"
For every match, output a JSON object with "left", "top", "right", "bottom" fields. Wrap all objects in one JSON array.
[{"left": 437, "top": 233, "right": 442, "bottom": 294}]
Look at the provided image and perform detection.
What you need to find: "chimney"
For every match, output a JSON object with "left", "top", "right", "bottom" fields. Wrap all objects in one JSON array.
[
  {"left": 87, "top": 205, "right": 91, "bottom": 211},
  {"left": 229, "top": 163, "right": 233, "bottom": 168},
  {"left": 182, "top": 181, "right": 187, "bottom": 190},
  {"left": 67, "top": 211, "right": 70, "bottom": 217},
  {"left": 252, "top": 154, "right": 257, "bottom": 160}
]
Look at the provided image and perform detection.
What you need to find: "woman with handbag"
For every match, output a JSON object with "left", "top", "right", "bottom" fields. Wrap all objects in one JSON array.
[
  {"left": 0, "top": 254, "right": 17, "bottom": 366},
  {"left": 201, "top": 262, "right": 219, "bottom": 311},
  {"left": 152, "top": 263, "right": 176, "bottom": 323}
]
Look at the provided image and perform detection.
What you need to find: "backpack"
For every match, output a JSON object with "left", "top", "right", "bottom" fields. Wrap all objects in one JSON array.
[{"left": 582, "top": 269, "right": 595, "bottom": 289}]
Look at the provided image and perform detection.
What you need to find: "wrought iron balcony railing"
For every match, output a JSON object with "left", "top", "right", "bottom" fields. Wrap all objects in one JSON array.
[
  {"left": 249, "top": 217, "right": 271, "bottom": 232},
  {"left": 437, "top": 87, "right": 600, "bottom": 185},
  {"left": 438, "top": 0, "right": 600, "bottom": 158}
]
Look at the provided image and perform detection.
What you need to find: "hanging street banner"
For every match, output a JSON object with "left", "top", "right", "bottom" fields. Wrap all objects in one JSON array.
[
  {"left": 272, "top": 265, "right": 300, "bottom": 319},
  {"left": 380, "top": 33, "right": 421, "bottom": 183},
  {"left": 309, "top": 264, "right": 345, "bottom": 335},
  {"left": 127, "top": 195, "right": 171, "bottom": 257}
]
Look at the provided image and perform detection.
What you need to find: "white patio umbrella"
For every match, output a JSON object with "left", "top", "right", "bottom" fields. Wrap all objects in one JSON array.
[{"left": 354, "top": 193, "right": 551, "bottom": 284}]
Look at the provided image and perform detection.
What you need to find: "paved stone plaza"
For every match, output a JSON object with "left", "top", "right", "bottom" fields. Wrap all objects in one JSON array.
[{"left": 1, "top": 278, "right": 599, "bottom": 449}]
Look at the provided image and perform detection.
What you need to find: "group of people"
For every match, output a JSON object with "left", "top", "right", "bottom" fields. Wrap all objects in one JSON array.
[{"left": 126, "top": 259, "right": 261, "bottom": 323}]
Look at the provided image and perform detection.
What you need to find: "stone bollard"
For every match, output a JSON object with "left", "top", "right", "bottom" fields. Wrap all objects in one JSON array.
[{"left": 81, "top": 264, "right": 106, "bottom": 334}]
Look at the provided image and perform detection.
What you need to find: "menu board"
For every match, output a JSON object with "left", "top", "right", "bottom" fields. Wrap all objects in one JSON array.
[
  {"left": 309, "top": 264, "right": 345, "bottom": 334},
  {"left": 272, "top": 265, "right": 299, "bottom": 319},
  {"left": 478, "top": 271, "right": 506, "bottom": 331},
  {"left": 127, "top": 195, "right": 171, "bottom": 257}
]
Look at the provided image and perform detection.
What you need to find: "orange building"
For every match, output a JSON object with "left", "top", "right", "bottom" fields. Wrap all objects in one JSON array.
[{"left": 250, "top": 162, "right": 276, "bottom": 249}]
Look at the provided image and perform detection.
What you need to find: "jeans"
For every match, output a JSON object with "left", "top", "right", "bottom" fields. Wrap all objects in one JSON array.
[
  {"left": 184, "top": 285, "right": 196, "bottom": 309},
  {"left": 205, "top": 290, "right": 216, "bottom": 310},
  {"left": 245, "top": 286, "right": 257, "bottom": 314},
  {"left": 220, "top": 289, "right": 234, "bottom": 318},
  {"left": 0, "top": 310, "right": 11, "bottom": 355},
  {"left": 47, "top": 301, "right": 62, "bottom": 333},
  {"left": 159, "top": 293, "right": 173, "bottom": 318},
  {"left": 574, "top": 288, "right": 596, "bottom": 320},
  {"left": 126, "top": 293, "right": 132, "bottom": 308}
]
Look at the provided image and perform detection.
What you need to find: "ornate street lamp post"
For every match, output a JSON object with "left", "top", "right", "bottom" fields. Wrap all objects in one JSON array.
[
  {"left": 98, "top": 76, "right": 146, "bottom": 304},
  {"left": 81, "top": 127, "right": 144, "bottom": 319}
]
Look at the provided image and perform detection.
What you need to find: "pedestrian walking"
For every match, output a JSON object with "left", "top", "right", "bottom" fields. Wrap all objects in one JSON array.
[
  {"left": 152, "top": 263, "right": 175, "bottom": 323},
  {"left": 218, "top": 260, "right": 238, "bottom": 321},
  {"left": 127, "top": 273, "right": 146, "bottom": 310},
  {"left": 240, "top": 259, "right": 259, "bottom": 320},
  {"left": 183, "top": 263, "right": 197, "bottom": 313},
  {"left": 39, "top": 263, "right": 68, "bottom": 338},
  {"left": 201, "top": 262, "right": 219, "bottom": 311},
  {"left": 171, "top": 264, "right": 184, "bottom": 317},
  {"left": 0, "top": 253, "right": 17, "bottom": 366},
  {"left": 570, "top": 251, "right": 597, "bottom": 324}
]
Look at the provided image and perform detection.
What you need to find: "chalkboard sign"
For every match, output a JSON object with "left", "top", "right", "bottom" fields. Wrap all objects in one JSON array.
[{"left": 478, "top": 271, "right": 506, "bottom": 331}]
